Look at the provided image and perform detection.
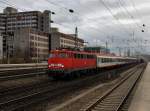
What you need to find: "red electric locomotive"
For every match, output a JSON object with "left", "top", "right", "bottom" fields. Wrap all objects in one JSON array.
[{"left": 47, "top": 49, "right": 96, "bottom": 78}]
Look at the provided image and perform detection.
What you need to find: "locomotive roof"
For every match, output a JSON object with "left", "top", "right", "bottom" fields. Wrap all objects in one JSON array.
[
  {"left": 51, "top": 49, "right": 137, "bottom": 60},
  {"left": 97, "top": 55, "right": 137, "bottom": 59},
  {"left": 51, "top": 49, "right": 95, "bottom": 55}
]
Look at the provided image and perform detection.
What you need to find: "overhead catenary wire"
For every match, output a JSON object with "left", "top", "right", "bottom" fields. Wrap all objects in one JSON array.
[
  {"left": 46, "top": 0, "right": 135, "bottom": 38},
  {"left": 45, "top": 0, "right": 117, "bottom": 36},
  {"left": 105, "top": 0, "right": 148, "bottom": 52},
  {"left": 98, "top": 0, "right": 132, "bottom": 35},
  {"left": 0, "top": 0, "right": 26, "bottom": 11},
  {"left": 1, "top": 0, "right": 116, "bottom": 40},
  {"left": 117, "top": 0, "right": 135, "bottom": 31},
  {"left": 0, "top": 0, "right": 143, "bottom": 41},
  {"left": 129, "top": 0, "right": 142, "bottom": 19},
  {"left": 118, "top": 0, "right": 150, "bottom": 46},
  {"left": 128, "top": 0, "right": 150, "bottom": 30},
  {"left": 0, "top": 0, "right": 108, "bottom": 46},
  {"left": 45, "top": 0, "right": 130, "bottom": 41},
  {"left": 46, "top": 0, "right": 148, "bottom": 48},
  {"left": 44, "top": 0, "right": 142, "bottom": 50},
  {"left": 118, "top": 0, "right": 141, "bottom": 29},
  {"left": 1, "top": 0, "right": 149, "bottom": 54}
]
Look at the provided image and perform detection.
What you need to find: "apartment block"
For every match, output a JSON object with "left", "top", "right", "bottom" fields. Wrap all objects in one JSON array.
[{"left": 0, "top": 7, "right": 51, "bottom": 34}]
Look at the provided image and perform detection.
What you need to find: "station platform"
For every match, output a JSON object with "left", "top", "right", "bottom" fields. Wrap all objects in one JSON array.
[{"left": 128, "top": 63, "right": 150, "bottom": 111}]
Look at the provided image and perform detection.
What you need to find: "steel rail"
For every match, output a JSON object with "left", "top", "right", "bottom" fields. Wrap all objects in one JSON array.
[
  {"left": 0, "top": 71, "right": 47, "bottom": 81},
  {"left": 82, "top": 64, "right": 145, "bottom": 111},
  {"left": 0, "top": 64, "right": 142, "bottom": 111}
]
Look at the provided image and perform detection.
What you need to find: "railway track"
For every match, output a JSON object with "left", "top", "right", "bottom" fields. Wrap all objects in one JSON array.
[
  {"left": 0, "top": 68, "right": 47, "bottom": 81},
  {"left": 0, "top": 70, "right": 47, "bottom": 81},
  {"left": 0, "top": 64, "right": 137, "bottom": 111},
  {"left": 0, "top": 63, "right": 47, "bottom": 81},
  {"left": 0, "top": 64, "right": 141, "bottom": 111},
  {"left": 81, "top": 64, "right": 146, "bottom": 111}
]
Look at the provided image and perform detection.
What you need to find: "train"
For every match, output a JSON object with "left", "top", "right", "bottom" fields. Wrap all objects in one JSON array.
[{"left": 47, "top": 49, "right": 139, "bottom": 78}]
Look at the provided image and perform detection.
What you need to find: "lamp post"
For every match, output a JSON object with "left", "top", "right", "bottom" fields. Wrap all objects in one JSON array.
[
  {"left": 75, "top": 27, "right": 78, "bottom": 49},
  {"left": 49, "top": 11, "right": 55, "bottom": 33},
  {"left": 48, "top": 9, "right": 74, "bottom": 51},
  {"left": 142, "top": 24, "right": 146, "bottom": 32},
  {"left": 48, "top": 11, "right": 55, "bottom": 53}
]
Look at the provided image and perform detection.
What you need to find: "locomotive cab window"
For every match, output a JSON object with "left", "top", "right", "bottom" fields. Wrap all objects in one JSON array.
[
  {"left": 74, "top": 53, "right": 80, "bottom": 59},
  {"left": 84, "top": 54, "right": 87, "bottom": 59},
  {"left": 81, "top": 54, "right": 84, "bottom": 59},
  {"left": 58, "top": 53, "right": 68, "bottom": 58},
  {"left": 49, "top": 53, "right": 56, "bottom": 58}
]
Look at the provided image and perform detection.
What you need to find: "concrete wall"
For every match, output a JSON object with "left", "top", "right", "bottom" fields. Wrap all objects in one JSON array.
[
  {"left": 43, "top": 10, "right": 50, "bottom": 33},
  {"left": 50, "top": 33, "right": 60, "bottom": 50},
  {"left": 13, "top": 29, "right": 30, "bottom": 59},
  {"left": 13, "top": 28, "right": 49, "bottom": 62}
]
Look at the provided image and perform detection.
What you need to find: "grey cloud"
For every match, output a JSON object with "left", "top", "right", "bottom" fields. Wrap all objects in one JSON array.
[{"left": 0, "top": 0, "right": 149, "bottom": 54}]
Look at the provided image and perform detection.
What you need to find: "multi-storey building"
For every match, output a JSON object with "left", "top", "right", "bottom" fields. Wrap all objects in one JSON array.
[
  {"left": 84, "top": 46, "right": 110, "bottom": 53},
  {"left": 51, "top": 28, "right": 84, "bottom": 50},
  {"left": 8, "top": 28, "right": 49, "bottom": 62},
  {"left": 0, "top": 7, "right": 51, "bottom": 34},
  {"left": 0, "top": 7, "right": 51, "bottom": 58},
  {"left": 0, "top": 7, "right": 85, "bottom": 62},
  {"left": 0, "top": 14, "right": 6, "bottom": 34}
]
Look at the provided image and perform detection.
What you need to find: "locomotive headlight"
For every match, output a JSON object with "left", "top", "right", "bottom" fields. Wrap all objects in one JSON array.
[
  {"left": 49, "top": 64, "right": 55, "bottom": 67},
  {"left": 48, "top": 64, "right": 64, "bottom": 67},
  {"left": 48, "top": 64, "right": 52, "bottom": 67},
  {"left": 57, "top": 64, "right": 64, "bottom": 67}
]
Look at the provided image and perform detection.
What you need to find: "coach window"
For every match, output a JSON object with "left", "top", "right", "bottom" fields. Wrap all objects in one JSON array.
[
  {"left": 101, "top": 58, "right": 103, "bottom": 63},
  {"left": 104, "top": 58, "right": 106, "bottom": 63},
  {"left": 98, "top": 58, "right": 101, "bottom": 63},
  {"left": 109, "top": 58, "right": 111, "bottom": 62},
  {"left": 102, "top": 58, "right": 104, "bottom": 63},
  {"left": 103, "top": 58, "right": 105, "bottom": 63},
  {"left": 98, "top": 58, "right": 102, "bottom": 63},
  {"left": 105, "top": 58, "right": 107, "bottom": 62},
  {"left": 112, "top": 58, "right": 114, "bottom": 62},
  {"left": 104, "top": 58, "right": 107, "bottom": 62}
]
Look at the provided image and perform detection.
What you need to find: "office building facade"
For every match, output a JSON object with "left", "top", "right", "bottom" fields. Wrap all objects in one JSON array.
[
  {"left": 0, "top": 7, "right": 51, "bottom": 34},
  {"left": 51, "top": 28, "right": 84, "bottom": 50},
  {"left": 8, "top": 28, "right": 49, "bottom": 62},
  {"left": 0, "top": 7, "right": 51, "bottom": 58}
]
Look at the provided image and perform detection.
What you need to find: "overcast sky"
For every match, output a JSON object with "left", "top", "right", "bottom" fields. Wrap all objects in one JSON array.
[{"left": 0, "top": 0, "right": 150, "bottom": 55}]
